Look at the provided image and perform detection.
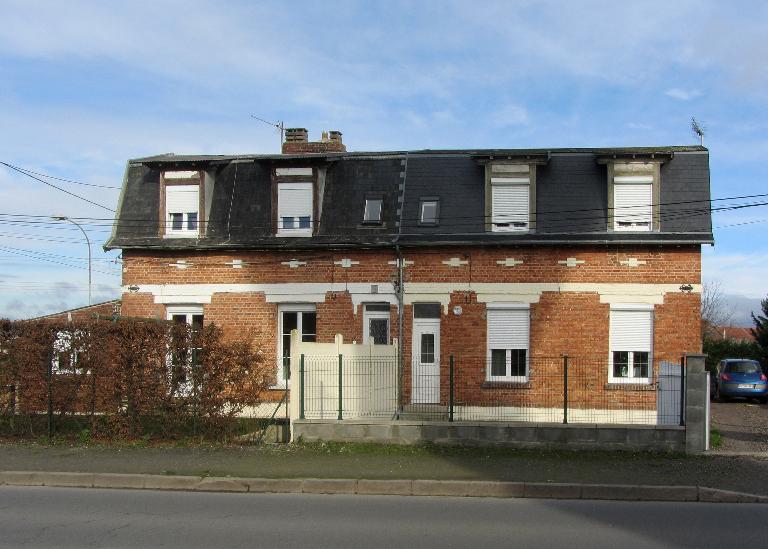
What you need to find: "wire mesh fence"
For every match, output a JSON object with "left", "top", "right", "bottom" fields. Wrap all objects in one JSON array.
[{"left": 298, "top": 354, "right": 686, "bottom": 426}]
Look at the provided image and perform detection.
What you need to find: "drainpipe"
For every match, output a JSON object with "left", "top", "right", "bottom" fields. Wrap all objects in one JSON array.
[
  {"left": 394, "top": 152, "right": 409, "bottom": 419},
  {"left": 395, "top": 242, "right": 405, "bottom": 419}
]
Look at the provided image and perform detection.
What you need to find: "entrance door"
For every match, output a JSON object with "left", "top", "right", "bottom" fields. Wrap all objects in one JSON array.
[{"left": 412, "top": 319, "right": 440, "bottom": 404}]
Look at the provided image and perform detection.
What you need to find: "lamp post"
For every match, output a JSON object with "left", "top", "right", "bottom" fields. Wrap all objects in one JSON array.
[{"left": 52, "top": 215, "right": 92, "bottom": 305}]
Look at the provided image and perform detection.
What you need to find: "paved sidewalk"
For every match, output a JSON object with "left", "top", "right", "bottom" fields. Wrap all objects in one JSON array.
[{"left": 2, "top": 442, "right": 768, "bottom": 496}]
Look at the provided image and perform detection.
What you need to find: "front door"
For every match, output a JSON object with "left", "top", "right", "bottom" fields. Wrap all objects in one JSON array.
[{"left": 412, "top": 319, "right": 440, "bottom": 404}]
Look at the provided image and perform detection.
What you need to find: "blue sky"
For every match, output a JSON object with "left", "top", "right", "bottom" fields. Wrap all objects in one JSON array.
[{"left": 1, "top": 0, "right": 767, "bottom": 321}]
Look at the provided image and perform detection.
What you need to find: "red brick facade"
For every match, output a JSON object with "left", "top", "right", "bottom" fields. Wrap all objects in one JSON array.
[{"left": 119, "top": 245, "right": 702, "bottom": 409}]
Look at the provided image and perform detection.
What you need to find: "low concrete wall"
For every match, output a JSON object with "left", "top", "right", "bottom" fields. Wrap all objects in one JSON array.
[{"left": 292, "top": 420, "right": 686, "bottom": 453}]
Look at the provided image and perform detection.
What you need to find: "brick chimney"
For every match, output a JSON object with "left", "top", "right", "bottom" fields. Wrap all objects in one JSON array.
[{"left": 282, "top": 128, "right": 346, "bottom": 154}]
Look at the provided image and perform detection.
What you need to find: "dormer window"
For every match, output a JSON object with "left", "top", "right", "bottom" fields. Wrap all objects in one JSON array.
[
  {"left": 485, "top": 163, "right": 534, "bottom": 233},
  {"left": 419, "top": 197, "right": 439, "bottom": 225},
  {"left": 164, "top": 171, "right": 201, "bottom": 238},
  {"left": 363, "top": 198, "right": 383, "bottom": 224},
  {"left": 277, "top": 181, "right": 313, "bottom": 236}
]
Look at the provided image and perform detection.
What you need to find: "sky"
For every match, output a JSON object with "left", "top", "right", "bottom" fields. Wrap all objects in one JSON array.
[{"left": 1, "top": 0, "right": 767, "bottom": 323}]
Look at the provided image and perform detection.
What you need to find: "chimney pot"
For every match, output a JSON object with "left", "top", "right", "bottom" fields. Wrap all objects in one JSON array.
[
  {"left": 281, "top": 127, "right": 347, "bottom": 154},
  {"left": 284, "top": 128, "right": 308, "bottom": 143}
]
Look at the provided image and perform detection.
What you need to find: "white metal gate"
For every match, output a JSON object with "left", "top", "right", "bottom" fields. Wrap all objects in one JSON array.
[{"left": 657, "top": 359, "right": 683, "bottom": 425}]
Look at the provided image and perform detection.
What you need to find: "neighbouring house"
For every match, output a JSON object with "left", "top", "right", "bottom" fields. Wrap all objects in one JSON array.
[
  {"left": 104, "top": 129, "right": 711, "bottom": 436},
  {"left": 713, "top": 325, "right": 755, "bottom": 343}
]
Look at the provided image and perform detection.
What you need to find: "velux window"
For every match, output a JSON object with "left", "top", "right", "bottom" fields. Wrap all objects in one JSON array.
[
  {"left": 613, "top": 175, "right": 652, "bottom": 231},
  {"left": 609, "top": 307, "right": 653, "bottom": 383},
  {"left": 419, "top": 197, "right": 439, "bottom": 225},
  {"left": 277, "top": 182, "right": 313, "bottom": 236},
  {"left": 363, "top": 198, "right": 383, "bottom": 224},
  {"left": 487, "top": 306, "right": 529, "bottom": 382},
  {"left": 165, "top": 184, "right": 200, "bottom": 237}
]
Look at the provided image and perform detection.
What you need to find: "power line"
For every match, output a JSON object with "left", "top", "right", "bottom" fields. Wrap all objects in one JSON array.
[
  {"left": 0, "top": 161, "right": 116, "bottom": 212},
  {"left": 0, "top": 162, "right": 121, "bottom": 189}
]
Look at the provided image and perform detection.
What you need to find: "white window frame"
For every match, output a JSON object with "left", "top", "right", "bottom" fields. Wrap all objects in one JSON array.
[
  {"left": 277, "top": 181, "right": 313, "bottom": 237},
  {"left": 419, "top": 198, "right": 439, "bottom": 225},
  {"left": 608, "top": 304, "right": 654, "bottom": 384},
  {"left": 486, "top": 303, "right": 530, "bottom": 382},
  {"left": 166, "top": 305, "right": 204, "bottom": 396},
  {"left": 363, "top": 198, "right": 383, "bottom": 224},
  {"left": 363, "top": 304, "right": 390, "bottom": 345},
  {"left": 613, "top": 175, "right": 653, "bottom": 232},
  {"left": 276, "top": 304, "right": 317, "bottom": 388},
  {"left": 51, "top": 330, "right": 87, "bottom": 375},
  {"left": 165, "top": 183, "right": 200, "bottom": 238},
  {"left": 491, "top": 177, "right": 530, "bottom": 233}
]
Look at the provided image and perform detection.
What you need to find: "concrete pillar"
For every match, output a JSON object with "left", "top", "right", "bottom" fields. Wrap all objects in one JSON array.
[{"left": 684, "top": 354, "right": 708, "bottom": 454}]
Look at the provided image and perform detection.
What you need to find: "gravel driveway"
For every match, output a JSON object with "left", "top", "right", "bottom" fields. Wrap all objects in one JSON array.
[{"left": 710, "top": 401, "right": 768, "bottom": 453}]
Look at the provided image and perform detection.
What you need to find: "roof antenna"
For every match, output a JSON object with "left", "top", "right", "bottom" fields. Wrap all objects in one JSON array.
[
  {"left": 691, "top": 117, "right": 706, "bottom": 146},
  {"left": 250, "top": 115, "right": 284, "bottom": 151}
]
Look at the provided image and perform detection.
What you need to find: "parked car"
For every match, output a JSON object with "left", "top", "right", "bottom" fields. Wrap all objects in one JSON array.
[{"left": 710, "top": 359, "right": 768, "bottom": 403}]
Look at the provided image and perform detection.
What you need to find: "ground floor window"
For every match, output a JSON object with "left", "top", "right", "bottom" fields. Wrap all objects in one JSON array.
[
  {"left": 609, "top": 306, "right": 653, "bottom": 383},
  {"left": 363, "top": 303, "right": 391, "bottom": 345},
  {"left": 278, "top": 305, "right": 317, "bottom": 386},
  {"left": 486, "top": 305, "right": 529, "bottom": 382},
  {"left": 167, "top": 305, "right": 204, "bottom": 392}
]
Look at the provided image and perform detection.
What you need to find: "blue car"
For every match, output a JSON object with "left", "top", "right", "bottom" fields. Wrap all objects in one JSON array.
[{"left": 711, "top": 359, "right": 768, "bottom": 403}]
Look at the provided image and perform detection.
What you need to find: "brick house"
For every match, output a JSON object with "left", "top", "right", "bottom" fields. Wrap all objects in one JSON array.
[{"left": 105, "top": 129, "right": 711, "bottom": 419}]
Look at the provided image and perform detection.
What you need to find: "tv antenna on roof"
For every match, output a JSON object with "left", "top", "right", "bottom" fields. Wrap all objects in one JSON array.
[
  {"left": 691, "top": 117, "right": 706, "bottom": 146},
  {"left": 250, "top": 115, "right": 284, "bottom": 151}
]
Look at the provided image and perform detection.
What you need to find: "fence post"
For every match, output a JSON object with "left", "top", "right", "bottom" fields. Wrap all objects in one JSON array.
[
  {"left": 449, "top": 355, "right": 454, "bottom": 422},
  {"left": 562, "top": 355, "right": 569, "bottom": 424},
  {"left": 299, "top": 354, "right": 305, "bottom": 420},
  {"left": 47, "top": 347, "right": 53, "bottom": 440},
  {"left": 337, "top": 354, "right": 343, "bottom": 421},
  {"left": 679, "top": 356, "right": 686, "bottom": 426}
]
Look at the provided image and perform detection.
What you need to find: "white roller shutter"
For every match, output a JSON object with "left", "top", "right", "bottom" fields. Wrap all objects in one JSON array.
[
  {"left": 166, "top": 185, "right": 199, "bottom": 215},
  {"left": 278, "top": 182, "right": 313, "bottom": 220},
  {"left": 614, "top": 175, "right": 652, "bottom": 230},
  {"left": 491, "top": 178, "right": 529, "bottom": 231},
  {"left": 610, "top": 310, "right": 652, "bottom": 352},
  {"left": 487, "top": 309, "right": 529, "bottom": 350}
]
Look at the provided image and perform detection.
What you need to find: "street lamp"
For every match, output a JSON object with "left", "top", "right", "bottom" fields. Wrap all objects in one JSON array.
[{"left": 51, "top": 215, "right": 92, "bottom": 305}]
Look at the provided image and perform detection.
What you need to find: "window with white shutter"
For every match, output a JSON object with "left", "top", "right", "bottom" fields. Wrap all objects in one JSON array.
[
  {"left": 277, "top": 182, "right": 313, "bottom": 236},
  {"left": 613, "top": 175, "right": 652, "bottom": 231},
  {"left": 491, "top": 177, "right": 530, "bottom": 232},
  {"left": 165, "top": 184, "right": 200, "bottom": 237},
  {"left": 486, "top": 306, "right": 529, "bottom": 381},
  {"left": 609, "top": 307, "right": 653, "bottom": 383}
]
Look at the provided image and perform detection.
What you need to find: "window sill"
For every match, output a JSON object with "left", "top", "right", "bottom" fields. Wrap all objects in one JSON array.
[
  {"left": 276, "top": 232, "right": 312, "bottom": 238},
  {"left": 482, "top": 381, "right": 531, "bottom": 389},
  {"left": 163, "top": 232, "right": 200, "bottom": 239},
  {"left": 605, "top": 382, "right": 654, "bottom": 391}
]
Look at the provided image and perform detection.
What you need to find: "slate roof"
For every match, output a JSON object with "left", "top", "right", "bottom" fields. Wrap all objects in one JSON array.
[{"left": 105, "top": 146, "right": 713, "bottom": 251}]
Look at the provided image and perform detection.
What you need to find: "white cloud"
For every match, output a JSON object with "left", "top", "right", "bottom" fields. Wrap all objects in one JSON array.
[
  {"left": 492, "top": 104, "right": 530, "bottom": 128},
  {"left": 703, "top": 250, "right": 768, "bottom": 298},
  {"left": 665, "top": 88, "right": 703, "bottom": 101}
]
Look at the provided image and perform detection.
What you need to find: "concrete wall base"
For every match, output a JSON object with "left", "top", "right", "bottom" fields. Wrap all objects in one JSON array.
[{"left": 292, "top": 420, "right": 686, "bottom": 453}]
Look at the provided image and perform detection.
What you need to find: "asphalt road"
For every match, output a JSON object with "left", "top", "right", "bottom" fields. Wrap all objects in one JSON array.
[{"left": 2, "top": 486, "right": 767, "bottom": 548}]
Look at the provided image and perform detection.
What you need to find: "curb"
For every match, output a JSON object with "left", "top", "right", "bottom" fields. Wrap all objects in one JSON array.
[{"left": 1, "top": 471, "right": 766, "bottom": 503}]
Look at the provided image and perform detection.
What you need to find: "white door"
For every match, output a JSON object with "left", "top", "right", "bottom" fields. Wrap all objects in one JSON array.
[{"left": 412, "top": 319, "right": 440, "bottom": 404}]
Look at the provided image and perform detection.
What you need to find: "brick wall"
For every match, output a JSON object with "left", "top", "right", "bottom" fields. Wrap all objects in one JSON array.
[
  {"left": 121, "top": 245, "right": 700, "bottom": 286},
  {"left": 119, "top": 244, "right": 702, "bottom": 412}
]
